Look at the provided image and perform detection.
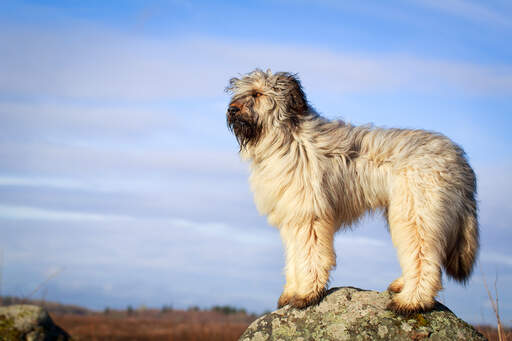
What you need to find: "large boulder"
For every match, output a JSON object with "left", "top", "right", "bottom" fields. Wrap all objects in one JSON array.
[
  {"left": 0, "top": 305, "right": 70, "bottom": 341},
  {"left": 240, "top": 287, "right": 486, "bottom": 341}
]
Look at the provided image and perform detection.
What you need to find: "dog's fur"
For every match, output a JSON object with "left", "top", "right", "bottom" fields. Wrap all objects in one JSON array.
[{"left": 226, "top": 69, "right": 479, "bottom": 315}]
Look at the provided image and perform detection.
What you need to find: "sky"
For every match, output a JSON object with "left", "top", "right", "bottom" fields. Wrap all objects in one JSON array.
[{"left": 0, "top": 0, "right": 511, "bottom": 326}]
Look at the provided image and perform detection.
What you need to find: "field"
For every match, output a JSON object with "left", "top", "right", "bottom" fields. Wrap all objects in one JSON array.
[
  {"left": 51, "top": 309, "right": 255, "bottom": 341},
  {"left": 1, "top": 297, "right": 257, "bottom": 341}
]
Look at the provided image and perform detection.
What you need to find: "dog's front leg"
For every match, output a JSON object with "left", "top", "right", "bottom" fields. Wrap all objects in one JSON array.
[
  {"left": 278, "top": 220, "right": 336, "bottom": 309},
  {"left": 277, "top": 226, "right": 298, "bottom": 308}
]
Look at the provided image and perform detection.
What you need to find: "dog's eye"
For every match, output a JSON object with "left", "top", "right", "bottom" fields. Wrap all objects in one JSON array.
[{"left": 252, "top": 92, "right": 262, "bottom": 98}]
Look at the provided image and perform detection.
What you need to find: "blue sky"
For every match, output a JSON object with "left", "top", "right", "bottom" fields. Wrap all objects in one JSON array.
[{"left": 0, "top": 0, "right": 511, "bottom": 325}]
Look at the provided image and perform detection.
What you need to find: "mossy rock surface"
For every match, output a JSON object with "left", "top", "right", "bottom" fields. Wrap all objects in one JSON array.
[
  {"left": 0, "top": 305, "right": 70, "bottom": 341},
  {"left": 240, "top": 287, "right": 486, "bottom": 341}
]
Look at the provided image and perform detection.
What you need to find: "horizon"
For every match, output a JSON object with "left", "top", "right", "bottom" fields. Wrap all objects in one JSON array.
[{"left": 1, "top": 0, "right": 511, "bottom": 326}]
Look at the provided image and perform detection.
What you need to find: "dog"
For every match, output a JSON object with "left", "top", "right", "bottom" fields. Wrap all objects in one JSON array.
[{"left": 226, "top": 69, "right": 478, "bottom": 315}]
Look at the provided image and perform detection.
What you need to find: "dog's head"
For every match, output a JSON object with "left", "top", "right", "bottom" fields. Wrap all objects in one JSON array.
[{"left": 226, "top": 69, "right": 309, "bottom": 149}]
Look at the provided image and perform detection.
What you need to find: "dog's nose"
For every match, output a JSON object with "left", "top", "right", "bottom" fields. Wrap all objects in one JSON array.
[{"left": 228, "top": 106, "right": 240, "bottom": 115}]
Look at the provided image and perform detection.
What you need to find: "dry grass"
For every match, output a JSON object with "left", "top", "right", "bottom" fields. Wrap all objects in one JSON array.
[
  {"left": 475, "top": 325, "right": 512, "bottom": 341},
  {"left": 481, "top": 272, "right": 508, "bottom": 341},
  {"left": 51, "top": 309, "right": 256, "bottom": 341}
]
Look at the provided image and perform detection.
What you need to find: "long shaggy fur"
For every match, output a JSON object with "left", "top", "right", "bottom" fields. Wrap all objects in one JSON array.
[{"left": 226, "top": 69, "right": 479, "bottom": 315}]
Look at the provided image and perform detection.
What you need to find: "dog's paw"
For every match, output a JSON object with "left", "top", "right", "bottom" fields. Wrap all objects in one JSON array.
[
  {"left": 289, "top": 289, "right": 326, "bottom": 309},
  {"left": 387, "top": 277, "right": 404, "bottom": 293},
  {"left": 387, "top": 296, "right": 434, "bottom": 316},
  {"left": 277, "top": 293, "right": 293, "bottom": 308}
]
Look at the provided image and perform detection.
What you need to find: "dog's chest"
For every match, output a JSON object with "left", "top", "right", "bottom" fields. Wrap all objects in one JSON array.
[{"left": 248, "top": 154, "right": 322, "bottom": 226}]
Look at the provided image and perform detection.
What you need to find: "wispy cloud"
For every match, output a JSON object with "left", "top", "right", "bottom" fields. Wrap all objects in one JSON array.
[
  {"left": 0, "top": 141, "right": 245, "bottom": 180},
  {"left": 0, "top": 204, "right": 133, "bottom": 221},
  {"left": 0, "top": 101, "right": 179, "bottom": 141},
  {"left": 415, "top": 0, "right": 512, "bottom": 27},
  {"left": 1, "top": 25, "right": 511, "bottom": 101},
  {"left": 481, "top": 251, "right": 512, "bottom": 266},
  {"left": 336, "top": 236, "right": 386, "bottom": 247},
  {"left": 475, "top": 163, "right": 512, "bottom": 230},
  {"left": 0, "top": 176, "right": 90, "bottom": 190}
]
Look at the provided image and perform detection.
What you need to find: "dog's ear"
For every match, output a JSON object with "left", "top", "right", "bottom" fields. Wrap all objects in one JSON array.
[{"left": 275, "top": 73, "right": 308, "bottom": 126}]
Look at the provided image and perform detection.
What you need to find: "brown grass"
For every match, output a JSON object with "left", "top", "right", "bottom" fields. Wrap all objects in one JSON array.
[
  {"left": 51, "top": 309, "right": 256, "bottom": 341},
  {"left": 474, "top": 325, "right": 512, "bottom": 341}
]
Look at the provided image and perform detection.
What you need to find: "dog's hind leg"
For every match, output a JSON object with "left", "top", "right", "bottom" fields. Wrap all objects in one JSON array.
[
  {"left": 386, "top": 175, "right": 444, "bottom": 315},
  {"left": 388, "top": 276, "right": 404, "bottom": 293},
  {"left": 279, "top": 219, "right": 336, "bottom": 309}
]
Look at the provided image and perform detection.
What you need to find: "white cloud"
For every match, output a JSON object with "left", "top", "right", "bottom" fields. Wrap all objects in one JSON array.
[
  {"left": 481, "top": 251, "right": 512, "bottom": 266},
  {"left": 475, "top": 163, "right": 512, "bottom": 230},
  {"left": 0, "top": 141, "right": 246, "bottom": 181},
  {"left": 0, "top": 204, "right": 133, "bottom": 221},
  {"left": 0, "top": 203, "right": 269, "bottom": 247},
  {"left": 336, "top": 235, "right": 386, "bottom": 247},
  {"left": 0, "top": 100, "right": 178, "bottom": 139},
  {"left": 0, "top": 176, "right": 90, "bottom": 190},
  {"left": 1, "top": 25, "right": 511, "bottom": 101},
  {"left": 415, "top": 0, "right": 512, "bottom": 27}
]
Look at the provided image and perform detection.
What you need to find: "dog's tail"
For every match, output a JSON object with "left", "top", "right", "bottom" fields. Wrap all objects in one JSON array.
[{"left": 444, "top": 201, "right": 479, "bottom": 283}]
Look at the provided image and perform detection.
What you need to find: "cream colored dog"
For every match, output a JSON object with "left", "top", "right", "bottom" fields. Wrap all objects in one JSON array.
[{"left": 226, "top": 69, "right": 478, "bottom": 314}]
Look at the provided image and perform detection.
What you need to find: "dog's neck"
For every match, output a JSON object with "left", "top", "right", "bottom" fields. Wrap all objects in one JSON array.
[{"left": 240, "top": 110, "right": 345, "bottom": 163}]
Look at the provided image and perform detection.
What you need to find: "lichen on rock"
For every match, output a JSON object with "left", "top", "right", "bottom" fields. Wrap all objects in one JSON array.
[
  {"left": 0, "top": 305, "right": 70, "bottom": 341},
  {"left": 239, "top": 287, "right": 486, "bottom": 341}
]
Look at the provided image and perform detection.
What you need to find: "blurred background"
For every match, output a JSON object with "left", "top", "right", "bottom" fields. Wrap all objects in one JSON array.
[{"left": 0, "top": 0, "right": 511, "bottom": 329}]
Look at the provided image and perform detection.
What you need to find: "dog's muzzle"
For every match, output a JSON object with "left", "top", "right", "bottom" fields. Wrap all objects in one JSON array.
[
  {"left": 226, "top": 105, "right": 260, "bottom": 148},
  {"left": 227, "top": 106, "right": 240, "bottom": 116}
]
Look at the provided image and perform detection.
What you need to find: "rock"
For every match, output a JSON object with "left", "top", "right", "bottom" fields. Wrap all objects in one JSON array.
[
  {"left": 240, "top": 287, "right": 486, "bottom": 341},
  {"left": 0, "top": 305, "right": 70, "bottom": 341}
]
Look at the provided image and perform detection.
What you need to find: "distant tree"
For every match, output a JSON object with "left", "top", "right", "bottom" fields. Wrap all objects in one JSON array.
[
  {"left": 104, "top": 307, "right": 110, "bottom": 315},
  {"left": 126, "top": 305, "right": 134, "bottom": 316},
  {"left": 187, "top": 305, "right": 200, "bottom": 312},
  {"left": 212, "top": 305, "right": 247, "bottom": 315},
  {"left": 161, "top": 304, "right": 173, "bottom": 313},
  {"left": 1, "top": 296, "right": 13, "bottom": 305}
]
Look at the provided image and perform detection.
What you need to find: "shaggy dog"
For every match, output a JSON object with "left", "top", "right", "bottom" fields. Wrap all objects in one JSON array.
[{"left": 226, "top": 69, "right": 478, "bottom": 315}]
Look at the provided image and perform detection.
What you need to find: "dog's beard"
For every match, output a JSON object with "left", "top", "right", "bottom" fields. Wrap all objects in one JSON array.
[{"left": 227, "top": 114, "right": 261, "bottom": 149}]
